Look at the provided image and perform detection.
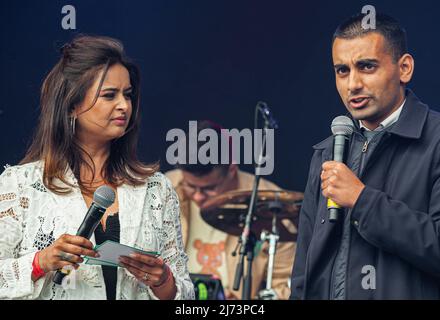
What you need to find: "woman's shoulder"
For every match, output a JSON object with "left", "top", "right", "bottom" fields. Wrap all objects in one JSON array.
[
  {"left": 0, "top": 160, "right": 43, "bottom": 182},
  {"left": 0, "top": 161, "right": 45, "bottom": 197},
  {"left": 144, "top": 171, "right": 173, "bottom": 192}
]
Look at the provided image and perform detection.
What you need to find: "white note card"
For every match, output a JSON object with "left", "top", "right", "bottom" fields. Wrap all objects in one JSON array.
[{"left": 84, "top": 240, "right": 160, "bottom": 267}]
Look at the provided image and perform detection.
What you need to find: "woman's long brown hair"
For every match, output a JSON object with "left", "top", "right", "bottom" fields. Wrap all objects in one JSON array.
[{"left": 21, "top": 35, "right": 159, "bottom": 195}]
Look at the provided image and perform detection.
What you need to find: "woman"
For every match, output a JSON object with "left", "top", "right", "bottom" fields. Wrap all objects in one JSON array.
[{"left": 0, "top": 35, "right": 194, "bottom": 300}]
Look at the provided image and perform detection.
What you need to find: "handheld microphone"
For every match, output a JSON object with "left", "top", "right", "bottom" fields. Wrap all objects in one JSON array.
[
  {"left": 328, "top": 116, "right": 354, "bottom": 222},
  {"left": 53, "top": 185, "right": 115, "bottom": 285}
]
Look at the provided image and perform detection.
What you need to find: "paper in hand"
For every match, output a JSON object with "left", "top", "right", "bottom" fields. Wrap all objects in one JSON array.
[{"left": 84, "top": 240, "right": 160, "bottom": 267}]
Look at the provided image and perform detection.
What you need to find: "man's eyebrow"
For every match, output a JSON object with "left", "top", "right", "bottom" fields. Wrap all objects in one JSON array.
[
  {"left": 356, "top": 59, "right": 379, "bottom": 66},
  {"left": 333, "top": 63, "right": 348, "bottom": 69}
]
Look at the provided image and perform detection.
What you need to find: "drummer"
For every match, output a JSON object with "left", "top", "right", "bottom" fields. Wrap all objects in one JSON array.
[{"left": 165, "top": 120, "right": 296, "bottom": 299}]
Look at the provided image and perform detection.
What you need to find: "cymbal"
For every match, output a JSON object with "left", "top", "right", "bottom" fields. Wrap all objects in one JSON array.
[{"left": 200, "top": 189, "right": 303, "bottom": 242}]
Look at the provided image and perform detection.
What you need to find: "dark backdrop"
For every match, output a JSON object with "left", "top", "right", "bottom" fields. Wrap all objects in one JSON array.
[{"left": 1, "top": 0, "right": 439, "bottom": 192}]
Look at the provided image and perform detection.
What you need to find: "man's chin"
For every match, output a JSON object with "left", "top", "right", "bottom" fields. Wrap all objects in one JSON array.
[{"left": 348, "top": 108, "right": 376, "bottom": 121}]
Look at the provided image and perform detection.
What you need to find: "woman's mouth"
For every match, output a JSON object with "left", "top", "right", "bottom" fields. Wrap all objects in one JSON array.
[{"left": 112, "top": 118, "right": 127, "bottom": 126}]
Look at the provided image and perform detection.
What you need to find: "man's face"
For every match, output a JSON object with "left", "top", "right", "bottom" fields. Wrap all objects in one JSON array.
[
  {"left": 181, "top": 166, "right": 237, "bottom": 209},
  {"left": 332, "top": 33, "right": 407, "bottom": 130}
]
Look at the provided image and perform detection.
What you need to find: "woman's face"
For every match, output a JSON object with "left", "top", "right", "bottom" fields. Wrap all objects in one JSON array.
[{"left": 74, "top": 63, "right": 133, "bottom": 145}]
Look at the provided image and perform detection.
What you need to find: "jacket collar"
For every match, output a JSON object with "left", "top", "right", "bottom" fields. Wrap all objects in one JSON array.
[
  {"left": 387, "top": 89, "right": 428, "bottom": 139},
  {"left": 313, "top": 89, "right": 428, "bottom": 151}
]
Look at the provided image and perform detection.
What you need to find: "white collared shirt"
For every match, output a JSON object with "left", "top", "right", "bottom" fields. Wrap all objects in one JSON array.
[{"left": 360, "top": 99, "right": 406, "bottom": 132}]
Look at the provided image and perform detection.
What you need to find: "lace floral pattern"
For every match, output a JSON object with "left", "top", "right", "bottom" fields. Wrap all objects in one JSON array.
[{"left": 0, "top": 161, "right": 195, "bottom": 300}]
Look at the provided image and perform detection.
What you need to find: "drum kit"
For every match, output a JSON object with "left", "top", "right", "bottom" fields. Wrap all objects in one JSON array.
[{"left": 199, "top": 188, "right": 303, "bottom": 300}]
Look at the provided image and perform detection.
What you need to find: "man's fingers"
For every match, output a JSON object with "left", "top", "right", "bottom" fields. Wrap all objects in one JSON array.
[
  {"left": 322, "top": 161, "right": 338, "bottom": 170},
  {"left": 321, "top": 175, "right": 338, "bottom": 190},
  {"left": 322, "top": 185, "right": 335, "bottom": 199},
  {"left": 321, "top": 167, "right": 340, "bottom": 181}
]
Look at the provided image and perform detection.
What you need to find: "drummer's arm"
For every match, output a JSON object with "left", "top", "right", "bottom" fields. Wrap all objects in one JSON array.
[{"left": 269, "top": 241, "right": 297, "bottom": 299}]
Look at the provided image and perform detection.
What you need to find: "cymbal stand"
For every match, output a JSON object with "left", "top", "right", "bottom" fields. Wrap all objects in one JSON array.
[{"left": 258, "top": 200, "right": 281, "bottom": 300}]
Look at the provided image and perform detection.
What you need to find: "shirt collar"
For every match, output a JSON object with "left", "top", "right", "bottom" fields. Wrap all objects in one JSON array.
[{"left": 359, "top": 98, "right": 406, "bottom": 132}]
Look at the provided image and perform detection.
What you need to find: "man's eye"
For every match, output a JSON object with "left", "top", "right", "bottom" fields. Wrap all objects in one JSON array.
[
  {"left": 361, "top": 64, "right": 376, "bottom": 71},
  {"left": 336, "top": 67, "right": 349, "bottom": 75}
]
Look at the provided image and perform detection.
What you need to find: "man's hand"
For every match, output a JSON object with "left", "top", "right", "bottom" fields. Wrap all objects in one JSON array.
[{"left": 321, "top": 161, "right": 365, "bottom": 208}]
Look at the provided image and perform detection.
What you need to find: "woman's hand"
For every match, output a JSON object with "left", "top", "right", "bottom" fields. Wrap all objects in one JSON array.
[
  {"left": 38, "top": 234, "right": 99, "bottom": 272},
  {"left": 118, "top": 253, "right": 170, "bottom": 287},
  {"left": 119, "top": 253, "right": 177, "bottom": 299}
]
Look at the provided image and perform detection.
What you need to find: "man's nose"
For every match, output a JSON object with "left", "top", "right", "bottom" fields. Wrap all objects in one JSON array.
[
  {"left": 192, "top": 191, "right": 207, "bottom": 206},
  {"left": 348, "top": 70, "right": 363, "bottom": 94}
]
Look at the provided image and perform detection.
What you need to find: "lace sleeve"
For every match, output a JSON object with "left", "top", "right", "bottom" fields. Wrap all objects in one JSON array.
[
  {"left": 147, "top": 174, "right": 195, "bottom": 300},
  {"left": 0, "top": 167, "right": 44, "bottom": 299}
]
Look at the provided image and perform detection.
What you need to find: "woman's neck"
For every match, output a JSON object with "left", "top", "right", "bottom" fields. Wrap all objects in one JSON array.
[{"left": 77, "top": 140, "right": 111, "bottom": 184}]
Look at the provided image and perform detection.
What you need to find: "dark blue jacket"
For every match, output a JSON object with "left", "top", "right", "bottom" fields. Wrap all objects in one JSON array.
[{"left": 290, "top": 90, "right": 440, "bottom": 299}]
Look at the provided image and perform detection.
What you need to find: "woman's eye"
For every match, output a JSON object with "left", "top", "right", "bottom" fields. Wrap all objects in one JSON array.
[
  {"left": 102, "top": 94, "right": 115, "bottom": 100},
  {"left": 124, "top": 93, "right": 133, "bottom": 100}
]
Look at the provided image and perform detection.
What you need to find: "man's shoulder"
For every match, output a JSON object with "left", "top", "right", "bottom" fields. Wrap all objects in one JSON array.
[
  {"left": 312, "top": 135, "right": 334, "bottom": 151},
  {"left": 237, "top": 170, "right": 281, "bottom": 190},
  {"left": 425, "top": 107, "right": 440, "bottom": 131},
  {"left": 164, "top": 168, "right": 183, "bottom": 188}
]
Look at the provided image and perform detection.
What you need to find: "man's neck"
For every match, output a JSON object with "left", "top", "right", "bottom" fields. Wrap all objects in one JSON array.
[{"left": 360, "top": 92, "right": 406, "bottom": 131}]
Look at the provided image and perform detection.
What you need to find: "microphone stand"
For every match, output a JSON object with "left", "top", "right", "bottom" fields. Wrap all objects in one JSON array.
[{"left": 233, "top": 102, "right": 276, "bottom": 300}]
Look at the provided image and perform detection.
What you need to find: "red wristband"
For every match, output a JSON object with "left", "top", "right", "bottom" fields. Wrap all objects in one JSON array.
[{"left": 32, "top": 251, "right": 46, "bottom": 280}]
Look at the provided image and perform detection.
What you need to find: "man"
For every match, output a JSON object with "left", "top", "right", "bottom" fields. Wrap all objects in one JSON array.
[
  {"left": 166, "top": 120, "right": 296, "bottom": 299},
  {"left": 290, "top": 13, "right": 440, "bottom": 299}
]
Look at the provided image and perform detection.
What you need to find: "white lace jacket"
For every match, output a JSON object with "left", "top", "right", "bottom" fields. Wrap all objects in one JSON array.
[{"left": 0, "top": 161, "right": 195, "bottom": 300}]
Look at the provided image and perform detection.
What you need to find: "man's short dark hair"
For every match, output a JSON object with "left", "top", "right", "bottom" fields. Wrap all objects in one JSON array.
[
  {"left": 333, "top": 13, "right": 408, "bottom": 62},
  {"left": 175, "top": 120, "right": 231, "bottom": 177}
]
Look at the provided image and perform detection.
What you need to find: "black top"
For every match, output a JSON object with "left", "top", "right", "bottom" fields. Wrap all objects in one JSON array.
[{"left": 94, "top": 213, "right": 120, "bottom": 300}]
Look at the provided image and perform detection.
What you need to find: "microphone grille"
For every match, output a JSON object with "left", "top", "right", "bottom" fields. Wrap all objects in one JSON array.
[
  {"left": 331, "top": 116, "right": 355, "bottom": 136},
  {"left": 93, "top": 185, "right": 116, "bottom": 209}
]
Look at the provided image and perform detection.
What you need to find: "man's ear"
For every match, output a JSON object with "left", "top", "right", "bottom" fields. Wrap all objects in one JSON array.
[
  {"left": 399, "top": 53, "right": 414, "bottom": 84},
  {"left": 228, "top": 164, "right": 238, "bottom": 176}
]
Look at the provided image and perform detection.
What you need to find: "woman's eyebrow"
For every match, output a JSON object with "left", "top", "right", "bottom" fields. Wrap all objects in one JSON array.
[
  {"left": 100, "top": 86, "right": 132, "bottom": 92},
  {"left": 100, "top": 87, "right": 118, "bottom": 92}
]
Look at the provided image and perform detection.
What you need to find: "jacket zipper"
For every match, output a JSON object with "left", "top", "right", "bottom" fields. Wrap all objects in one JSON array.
[
  {"left": 343, "top": 132, "right": 386, "bottom": 299},
  {"left": 328, "top": 134, "right": 357, "bottom": 299},
  {"left": 362, "top": 140, "right": 369, "bottom": 153},
  {"left": 343, "top": 135, "right": 368, "bottom": 299},
  {"left": 330, "top": 131, "right": 392, "bottom": 299}
]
